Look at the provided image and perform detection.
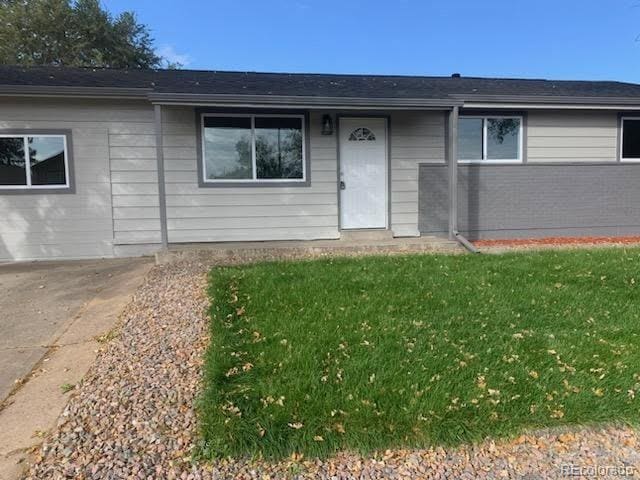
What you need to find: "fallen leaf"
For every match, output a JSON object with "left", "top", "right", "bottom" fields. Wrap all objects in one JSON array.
[{"left": 550, "top": 409, "right": 564, "bottom": 419}]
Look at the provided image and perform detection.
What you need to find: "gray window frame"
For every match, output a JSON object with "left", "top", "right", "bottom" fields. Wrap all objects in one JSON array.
[
  {"left": 457, "top": 113, "right": 526, "bottom": 164},
  {"left": 0, "top": 129, "right": 75, "bottom": 194},
  {"left": 195, "top": 109, "right": 311, "bottom": 187}
]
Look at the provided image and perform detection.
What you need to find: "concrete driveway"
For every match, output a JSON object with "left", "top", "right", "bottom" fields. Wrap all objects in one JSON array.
[
  {"left": 0, "top": 258, "right": 152, "bottom": 402},
  {"left": 0, "top": 257, "right": 153, "bottom": 478}
]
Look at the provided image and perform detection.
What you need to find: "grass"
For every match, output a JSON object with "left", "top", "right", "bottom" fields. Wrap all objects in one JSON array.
[
  {"left": 200, "top": 249, "right": 640, "bottom": 459},
  {"left": 60, "top": 382, "right": 75, "bottom": 393}
]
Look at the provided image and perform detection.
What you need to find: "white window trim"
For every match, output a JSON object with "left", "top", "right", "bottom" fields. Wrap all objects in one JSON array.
[
  {"left": 201, "top": 113, "right": 307, "bottom": 183},
  {"left": 458, "top": 115, "right": 523, "bottom": 164},
  {"left": 620, "top": 116, "right": 640, "bottom": 162},
  {"left": 0, "top": 134, "right": 70, "bottom": 190}
]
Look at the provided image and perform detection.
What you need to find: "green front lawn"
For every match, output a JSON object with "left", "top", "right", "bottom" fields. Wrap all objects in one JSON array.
[{"left": 200, "top": 249, "right": 640, "bottom": 459}]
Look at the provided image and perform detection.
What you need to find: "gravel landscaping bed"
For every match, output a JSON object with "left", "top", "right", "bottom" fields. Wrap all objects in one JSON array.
[
  {"left": 475, "top": 236, "right": 640, "bottom": 247},
  {"left": 476, "top": 237, "right": 640, "bottom": 254},
  {"left": 25, "top": 254, "right": 640, "bottom": 479}
]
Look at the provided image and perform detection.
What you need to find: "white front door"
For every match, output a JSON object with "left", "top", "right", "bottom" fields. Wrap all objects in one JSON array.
[{"left": 339, "top": 117, "right": 388, "bottom": 229}]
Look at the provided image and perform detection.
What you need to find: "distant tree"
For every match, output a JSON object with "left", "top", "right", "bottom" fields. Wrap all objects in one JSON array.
[
  {"left": 0, "top": 138, "right": 26, "bottom": 167},
  {"left": 0, "top": 0, "right": 171, "bottom": 68},
  {"left": 228, "top": 130, "right": 304, "bottom": 179},
  {"left": 255, "top": 130, "right": 303, "bottom": 179},
  {"left": 487, "top": 118, "right": 519, "bottom": 143}
]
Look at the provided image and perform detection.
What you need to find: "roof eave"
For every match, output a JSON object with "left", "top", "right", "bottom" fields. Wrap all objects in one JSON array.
[
  {"left": 457, "top": 94, "right": 640, "bottom": 107},
  {"left": 0, "top": 84, "right": 152, "bottom": 99},
  {"left": 147, "top": 92, "right": 462, "bottom": 109}
]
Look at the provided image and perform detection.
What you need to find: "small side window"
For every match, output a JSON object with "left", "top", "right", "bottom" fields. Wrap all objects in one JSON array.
[
  {"left": 621, "top": 118, "right": 640, "bottom": 160},
  {"left": 457, "top": 116, "right": 522, "bottom": 162},
  {"left": 0, "top": 133, "right": 71, "bottom": 190}
]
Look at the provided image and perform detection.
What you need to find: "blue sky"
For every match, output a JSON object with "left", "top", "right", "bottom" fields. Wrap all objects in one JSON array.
[{"left": 103, "top": 0, "right": 640, "bottom": 82}]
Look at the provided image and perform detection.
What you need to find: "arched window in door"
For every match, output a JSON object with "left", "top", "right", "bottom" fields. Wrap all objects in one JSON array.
[{"left": 348, "top": 127, "right": 376, "bottom": 141}]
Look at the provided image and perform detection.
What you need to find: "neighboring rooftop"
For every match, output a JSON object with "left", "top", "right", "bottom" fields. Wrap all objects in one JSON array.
[{"left": 2, "top": 65, "right": 640, "bottom": 100}]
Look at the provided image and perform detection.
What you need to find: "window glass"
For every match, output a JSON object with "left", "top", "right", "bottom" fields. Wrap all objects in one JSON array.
[
  {"left": 458, "top": 116, "right": 522, "bottom": 161},
  {"left": 622, "top": 119, "right": 640, "bottom": 159},
  {"left": 29, "top": 136, "right": 67, "bottom": 185},
  {"left": 255, "top": 117, "right": 303, "bottom": 179},
  {"left": 203, "top": 117, "right": 252, "bottom": 179},
  {"left": 486, "top": 118, "right": 520, "bottom": 160},
  {"left": 0, "top": 137, "right": 26, "bottom": 185},
  {"left": 458, "top": 118, "right": 483, "bottom": 160},
  {"left": 202, "top": 115, "right": 305, "bottom": 182}
]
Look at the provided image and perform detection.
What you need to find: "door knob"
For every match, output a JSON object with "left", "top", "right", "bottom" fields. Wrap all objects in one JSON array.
[{"left": 340, "top": 181, "right": 346, "bottom": 190}]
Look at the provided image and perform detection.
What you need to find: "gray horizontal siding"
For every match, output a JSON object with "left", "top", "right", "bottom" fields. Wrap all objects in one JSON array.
[
  {"left": 166, "top": 204, "right": 336, "bottom": 218},
  {"left": 0, "top": 99, "right": 152, "bottom": 260},
  {"left": 161, "top": 107, "right": 339, "bottom": 243},
  {"left": 108, "top": 111, "right": 162, "bottom": 245},
  {"left": 165, "top": 193, "right": 335, "bottom": 207},
  {"left": 419, "top": 163, "right": 640, "bottom": 239},
  {"left": 390, "top": 111, "right": 446, "bottom": 237},
  {"left": 527, "top": 111, "right": 618, "bottom": 162}
]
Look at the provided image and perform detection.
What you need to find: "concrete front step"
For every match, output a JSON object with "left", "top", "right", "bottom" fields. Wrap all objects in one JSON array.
[{"left": 339, "top": 229, "right": 394, "bottom": 241}]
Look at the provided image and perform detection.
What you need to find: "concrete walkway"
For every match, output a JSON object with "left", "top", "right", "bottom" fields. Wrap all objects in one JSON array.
[
  {"left": 157, "top": 235, "right": 461, "bottom": 265},
  {"left": 0, "top": 258, "right": 153, "bottom": 479}
]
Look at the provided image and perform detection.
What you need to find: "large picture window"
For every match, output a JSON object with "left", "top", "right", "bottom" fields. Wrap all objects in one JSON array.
[
  {"left": 458, "top": 116, "right": 523, "bottom": 162},
  {"left": 201, "top": 114, "right": 305, "bottom": 183},
  {"left": 0, "top": 133, "right": 70, "bottom": 189},
  {"left": 621, "top": 117, "right": 640, "bottom": 161}
]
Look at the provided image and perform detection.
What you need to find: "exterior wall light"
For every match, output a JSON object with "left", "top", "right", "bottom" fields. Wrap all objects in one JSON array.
[{"left": 321, "top": 114, "right": 333, "bottom": 135}]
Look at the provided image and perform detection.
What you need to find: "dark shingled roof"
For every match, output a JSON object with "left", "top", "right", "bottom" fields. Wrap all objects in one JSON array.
[{"left": 2, "top": 65, "right": 640, "bottom": 99}]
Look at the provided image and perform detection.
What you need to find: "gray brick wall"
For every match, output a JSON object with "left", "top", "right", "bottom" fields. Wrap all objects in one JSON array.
[{"left": 418, "top": 163, "right": 640, "bottom": 239}]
